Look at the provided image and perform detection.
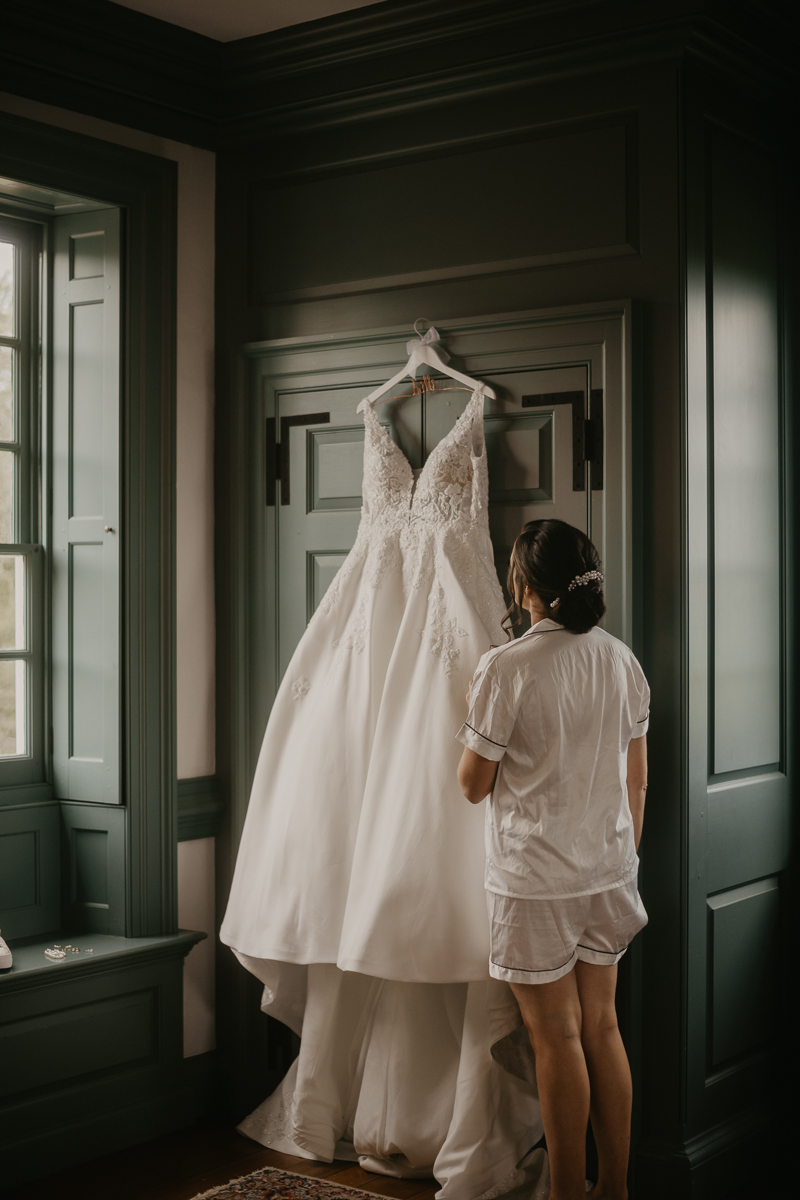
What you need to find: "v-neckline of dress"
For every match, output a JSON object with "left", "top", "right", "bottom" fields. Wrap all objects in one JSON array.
[{"left": 365, "top": 390, "right": 482, "bottom": 512}]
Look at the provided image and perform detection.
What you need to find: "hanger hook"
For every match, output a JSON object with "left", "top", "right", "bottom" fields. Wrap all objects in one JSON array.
[{"left": 413, "top": 317, "right": 433, "bottom": 339}]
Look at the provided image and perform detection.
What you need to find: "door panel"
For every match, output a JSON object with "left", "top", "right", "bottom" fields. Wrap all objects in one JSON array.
[
  {"left": 484, "top": 364, "right": 593, "bottom": 618},
  {"left": 684, "top": 115, "right": 790, "bottom": 1130}
]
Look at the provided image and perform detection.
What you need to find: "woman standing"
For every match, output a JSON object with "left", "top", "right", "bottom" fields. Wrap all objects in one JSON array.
[{"left": 457, "top": 519, "right": 649, "bottom": 1200}]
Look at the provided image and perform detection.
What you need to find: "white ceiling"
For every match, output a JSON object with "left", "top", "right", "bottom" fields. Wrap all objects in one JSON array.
[{"left": 110, "top": 1, "right": 387, "bottom": 42}]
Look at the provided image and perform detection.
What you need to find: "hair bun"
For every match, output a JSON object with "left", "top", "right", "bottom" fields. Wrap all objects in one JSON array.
[{"left": 503, "top": 519, "right": 606, "bottom": 637}]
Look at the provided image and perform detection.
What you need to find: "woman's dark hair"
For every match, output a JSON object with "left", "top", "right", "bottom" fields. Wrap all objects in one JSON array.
[{"left": 503, "top": 519, "right": 606, "bottom": 637}]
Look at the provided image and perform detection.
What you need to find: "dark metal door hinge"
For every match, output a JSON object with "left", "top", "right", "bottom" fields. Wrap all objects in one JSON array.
[
  {"left": 266, "top": 412, "right": 331, "bottom": 506},
  {"left": 522, "top": 388, "right": 603, "bottom": 491}
]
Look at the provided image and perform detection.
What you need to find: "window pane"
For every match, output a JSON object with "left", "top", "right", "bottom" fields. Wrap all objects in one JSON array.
[
  {"left": 0, "top": 345, "right": 13, "bottom": 441},
  {"left": 0, "top": 449, "right": 12, "bottom": 541},
  {"left": 0, "top": 659, "right": 25, "bottom": 756},
  {"left": 0, "top": 241, "right": 13, "bottom": 336},
  {"left": 0, "top": 555, "right": 24, "bottom": 649}
]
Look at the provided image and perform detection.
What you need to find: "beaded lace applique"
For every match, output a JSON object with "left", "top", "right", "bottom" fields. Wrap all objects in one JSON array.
[{"left": 420, "top": 585, "right": 468, "bottom": 677}]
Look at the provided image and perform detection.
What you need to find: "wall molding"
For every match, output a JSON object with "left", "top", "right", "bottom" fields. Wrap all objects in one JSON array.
[
  {"left": 636, "top": 1105, "right": 773, "bottom": 1198},
  {"left": 0, "top": 782, "right": 54, "bottom": 809},
  {"left": 177, "top": 777, "right": 222, "bottom": 842},
  {"left": 0, "top": 0, "right": 792, "bottom": 151},
  {"left": 0, "top": 0, "right": 218, "bottom": 149},
  {"left": 0, "top": 931, "right": 205, "bottom": 1190}
]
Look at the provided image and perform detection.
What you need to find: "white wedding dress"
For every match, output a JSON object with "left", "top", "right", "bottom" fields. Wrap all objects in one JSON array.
[{"left": 221, "top": 392, "right": 545, "bottom": 1200}]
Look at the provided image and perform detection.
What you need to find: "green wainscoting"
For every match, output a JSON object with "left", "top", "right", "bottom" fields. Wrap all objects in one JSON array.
[
  {"left": 0, "top": 931, "right": 204, "bottom": 1190},
  {"left": 60, "top": 802, "right": 127, "bottom": 936},
  {"left": 0, "top": 801, "right": 59, "bottom": 940}
]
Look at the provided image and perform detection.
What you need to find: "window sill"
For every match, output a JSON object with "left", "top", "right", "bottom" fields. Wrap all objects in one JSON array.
[{"left": 0, "top": 929, "right": 205, "bottom": 992}]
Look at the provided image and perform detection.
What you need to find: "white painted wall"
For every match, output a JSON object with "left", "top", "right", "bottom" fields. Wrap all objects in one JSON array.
[
  {"left": 0, "top": 91, "right": 217, "bottom": 1055},
  {"left": 178, "top": 837, "right": 216, "bottom": 1056}
]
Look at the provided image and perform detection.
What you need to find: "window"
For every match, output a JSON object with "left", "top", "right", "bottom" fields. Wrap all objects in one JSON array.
[
  {"left": 0, "top": 216, "right": 43, "bottom": 782},
  {"left": 0, "top": 132, "right": 177, "bottom": 943}
]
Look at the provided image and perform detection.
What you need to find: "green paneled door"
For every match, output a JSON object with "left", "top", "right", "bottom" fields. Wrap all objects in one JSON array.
[{"left": 52, "top": 211, "right": 121, "bottom": 805}]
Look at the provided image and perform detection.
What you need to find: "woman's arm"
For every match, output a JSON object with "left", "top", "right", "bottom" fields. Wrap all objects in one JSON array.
[
  {"left": 458, "top": 747, "right": 499, "bottom": 804},
  {"left": 627, "top": 734, "right": 647, "bottom": 850}
]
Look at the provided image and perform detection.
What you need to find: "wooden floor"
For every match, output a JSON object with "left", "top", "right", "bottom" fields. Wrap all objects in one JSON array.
[
  {"left": 5, "top": 1118, "right": 439, "bottom": 1200},
  {"left": 5, "top": 1115, "right": 776, "bottom": 1200}
]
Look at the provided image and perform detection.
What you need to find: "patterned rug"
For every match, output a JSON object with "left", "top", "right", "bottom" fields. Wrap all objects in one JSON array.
[{"left": 191, "top": 1166, "right": 388, "bottom": 1200}]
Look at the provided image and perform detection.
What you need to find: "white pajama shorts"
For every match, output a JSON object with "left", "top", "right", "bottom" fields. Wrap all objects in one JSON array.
[{"left": 488, "top": 878, "right": 648, "bottom": 984}]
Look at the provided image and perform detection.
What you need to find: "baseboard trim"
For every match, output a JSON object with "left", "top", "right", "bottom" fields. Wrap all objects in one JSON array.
[
  {"left": 2, "top": 1083, "right": 202, "bottom": 1191},
  {"left": 635, "top": 1105, "right": 773, "bottom": 1199},
  {"left": 183, "top": 1048, "right": 221, "bottom": 1116},
  {"left": 178, "top": 776, "right": 223, "bottom": 841}
]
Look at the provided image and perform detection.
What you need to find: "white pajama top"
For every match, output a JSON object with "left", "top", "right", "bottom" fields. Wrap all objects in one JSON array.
[{"left": 457, "top": 617, "right": 650, "bottom": 900}]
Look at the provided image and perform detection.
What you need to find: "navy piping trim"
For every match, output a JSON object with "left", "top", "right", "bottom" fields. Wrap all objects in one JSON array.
[
  {"left": 636, "top": 713, "right": 649, "bottom": 724},
  {"left": 464, "top": 722, "right": 507, "bottom": 748},
  {"left": 576, "top": 942, "right": 627, "bottom": 956},
  {"left": 490, "top": 951, "right": 577, "bottom": 975}
]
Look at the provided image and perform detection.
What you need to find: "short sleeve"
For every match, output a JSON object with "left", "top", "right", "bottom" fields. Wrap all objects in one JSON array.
[
  {"left": 456, "top": 653, "right": 519, "bottom": 762},
  {"left": 630, "top": 660, "right": 650, "bottom": 739}
]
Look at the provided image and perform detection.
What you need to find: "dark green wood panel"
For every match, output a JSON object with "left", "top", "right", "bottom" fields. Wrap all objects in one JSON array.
[
  {"left": 0, "top": 987, "right": 157, "bottom": 1098},
  {"left": 681, "top": 64, "right": 793, "bottom": 1192},
  {"left": 0, "top": 0, "right": 218, "bottom": 149},
  {"left": 0, "top": 801, "right": 59, "bottom": 938},
  {"left": 0, "top": 0, "right": 793, "bottom": 158},
  {"left": 710, "top": 135, "right": 781, "bottom": 776},
  {"left": 61, "top": 801, "right": 125, "bottom": 935},
  {"left": 0, "top": 931, "right": 203, "bottom": 1189},
  {"left": 708, "top": 878, "right": 779, "bottom": 1067},
  {"left": 249, "top": 121, "right": 631, "bottom": 301},
  {"left": 707, "top": 774, "right": 790, "bottom": 894}
]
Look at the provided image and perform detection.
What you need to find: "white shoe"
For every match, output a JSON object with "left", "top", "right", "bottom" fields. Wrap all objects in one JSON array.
[{"left": 0, "top": 931, "right": 12, "bottom": 970}]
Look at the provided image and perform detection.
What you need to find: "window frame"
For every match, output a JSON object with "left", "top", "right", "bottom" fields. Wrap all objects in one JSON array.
[
  {"left": 0, "top": 212, "right": 44, "bottom": 783},
  {"left": 1, "top": 109, "right": 178, "bottom": 939}
]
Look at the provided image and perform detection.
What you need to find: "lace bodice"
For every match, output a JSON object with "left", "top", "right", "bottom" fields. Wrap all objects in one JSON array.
[
  {"left": 361, "top": 390, "right": 489, "bottom": 534},
  {"left": 316, "top": 390, "right": 505, "bottom": 672}
]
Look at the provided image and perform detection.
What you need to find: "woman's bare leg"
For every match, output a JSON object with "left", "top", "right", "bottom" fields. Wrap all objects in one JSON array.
[
  {"left": 574, "top": 961, "right": 631, "bottom": 1200},
  {"left": 510, "top": 971, "right": 590, "bottom": 1200}
]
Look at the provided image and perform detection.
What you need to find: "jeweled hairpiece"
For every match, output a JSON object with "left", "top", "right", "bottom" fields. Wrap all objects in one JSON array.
[{"left": 567, "top": 570, "right": 604, "bottom": 592}]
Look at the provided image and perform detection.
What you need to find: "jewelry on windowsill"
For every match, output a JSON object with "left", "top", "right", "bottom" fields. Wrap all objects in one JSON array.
[{"left": 44, "top": 944, "right": 94, "bottom": 962}]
